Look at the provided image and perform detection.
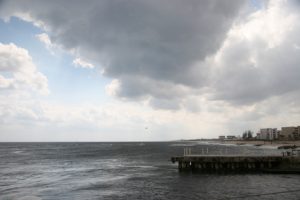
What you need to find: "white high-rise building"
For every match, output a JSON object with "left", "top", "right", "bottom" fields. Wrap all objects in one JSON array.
[{"left": 257, "top": 128, "right": 278, "bottom": 140}]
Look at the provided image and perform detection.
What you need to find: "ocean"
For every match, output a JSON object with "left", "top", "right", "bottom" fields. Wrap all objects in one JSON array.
[{"left": 0, "top": 142, "right": 300, "bottom": 200}]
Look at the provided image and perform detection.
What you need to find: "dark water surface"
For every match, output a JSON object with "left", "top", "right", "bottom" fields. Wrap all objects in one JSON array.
[{"left": 0, "top": 142, "right": 300, "bottom": 200}]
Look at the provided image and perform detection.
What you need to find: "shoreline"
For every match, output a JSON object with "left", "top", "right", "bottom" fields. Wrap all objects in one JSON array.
[
  {"left": 181, "top": 139, "right": 300, "bottom": 149},
  {"left": 215, "top": 140, "right": 300, "bottom": 148}
]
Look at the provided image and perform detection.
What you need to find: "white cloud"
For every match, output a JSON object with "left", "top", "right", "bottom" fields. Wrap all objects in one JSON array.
[
  {"left": 36, "top": 33, "right": 52, "bottom": 49},
  {"left": 36, "top": 33, "right": 51, "bottom": 47},
  {"left": 105, "top": 79, "right": 120, "bottom": 97},
  {"left": 0, "top": 97, "right": 190, "bottom": 141},
  {"left": 294, "top": 44, "right": 300, "bottom": 50},
  {"left": 0, "top": 43, "right": 49, "bottom": 95},
  {"left": 73, "top": 57, "right": 94, "bottom": 69},
  {"left": 209, "top": 0, "right": 300, "bottom": 104}
]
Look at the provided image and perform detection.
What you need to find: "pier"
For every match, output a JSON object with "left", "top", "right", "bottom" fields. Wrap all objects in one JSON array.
[{"left": 171, "top": 148, "right": 300, "bottom": 173}]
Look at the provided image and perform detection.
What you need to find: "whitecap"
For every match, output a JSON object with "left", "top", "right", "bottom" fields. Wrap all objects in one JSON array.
[
  {"left": 169, "top": 143, "right": 197, "bottom": 147},
  {"left": 13, "top": 150, "right": 24, "bottom": 154}
]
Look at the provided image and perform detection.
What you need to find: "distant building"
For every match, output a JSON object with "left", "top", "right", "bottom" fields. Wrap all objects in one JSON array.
[
  {"left": 226, "top": 135, "right": 237, "bottom": 140},
  {"left": 280, "top": 126, "right": 300, "bottom": 140},
  {"left": 219, "top": 136, "right": 225, "bottom": 140},
  {"left": 277, "top": 130, "right": 282, "bottom": 140},
  {"left": 256, "top": 133, "right": 261, "bottom": 139},
  {"left": 257, "top": 128, "right": 278, "bottom": 140}
]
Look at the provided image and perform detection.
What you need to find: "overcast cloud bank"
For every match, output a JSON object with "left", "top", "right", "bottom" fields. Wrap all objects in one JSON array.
[{"left": 1, "top": 0, "right": 300, "bottom": 140}]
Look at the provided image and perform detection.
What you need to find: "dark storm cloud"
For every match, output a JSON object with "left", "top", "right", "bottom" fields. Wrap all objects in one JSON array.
[
  {"left": 0, "top": 0, "right": 247, "bottom": 109},
  {"left": 9, "top": 0, "right": 300, "bottom": 110}
]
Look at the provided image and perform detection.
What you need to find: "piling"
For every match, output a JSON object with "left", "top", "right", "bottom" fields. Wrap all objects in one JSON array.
[{"left": 172, "top": 148, "right": 300, "bottom": 173}]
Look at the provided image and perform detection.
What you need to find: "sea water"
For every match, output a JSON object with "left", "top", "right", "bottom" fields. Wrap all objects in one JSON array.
[{"left": 0, "top": 142, "right": 299, "bottom": 200}]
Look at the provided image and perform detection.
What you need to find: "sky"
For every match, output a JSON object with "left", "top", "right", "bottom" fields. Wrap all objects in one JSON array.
[{"left": 0, "top": 0, "right": 300, "bottom": 142}]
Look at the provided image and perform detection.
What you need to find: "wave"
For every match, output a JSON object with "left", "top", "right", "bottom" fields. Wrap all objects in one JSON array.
[{"left": 169, "top": 143, "right": 197, "bottom": 147}]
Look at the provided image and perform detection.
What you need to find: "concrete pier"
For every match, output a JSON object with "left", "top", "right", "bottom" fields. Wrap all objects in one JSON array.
[{"left": 171, "top": 150, "right": 300, "bottom": 173}]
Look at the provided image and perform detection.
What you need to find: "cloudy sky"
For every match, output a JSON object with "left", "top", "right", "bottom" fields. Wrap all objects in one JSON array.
[{"left": 0, "top": 0, "right": 300, "bottom": 141}]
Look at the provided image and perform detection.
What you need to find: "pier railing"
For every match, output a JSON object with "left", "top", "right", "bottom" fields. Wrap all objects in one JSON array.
[
  {"left": 183, "top": 147, "right": 229, "bottom": 156},
  {"left": 172, "top": 147, "right": 300, "bottom": 173}
]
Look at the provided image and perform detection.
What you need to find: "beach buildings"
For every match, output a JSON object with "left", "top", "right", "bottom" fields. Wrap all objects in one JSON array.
[
  {"left": 280, "top": 126, "right": 300, "bottom": 140},
  {"left": 255, "top": 126, "right": 300, "bottom": 140},
  {"left": 218, "top": 135, "right": 237, "bottom": 140},
  {"left": 226, "top": 135, "right": 237, "bottom": 140},
  {"left": 257, "top": 128, "right": 278, "bottom": 140},
  {"left": 219, "top": 136, "right": 225, "bottom": 140}
]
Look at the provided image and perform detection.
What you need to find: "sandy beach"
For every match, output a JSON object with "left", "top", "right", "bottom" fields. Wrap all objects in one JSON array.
[{"left": 221, "top": 140, "right": 300, "bottom": 148}]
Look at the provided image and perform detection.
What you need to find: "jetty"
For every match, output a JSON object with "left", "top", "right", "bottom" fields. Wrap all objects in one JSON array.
[{"left": 171, "top": 148, "right": 300, "bottom": 173}]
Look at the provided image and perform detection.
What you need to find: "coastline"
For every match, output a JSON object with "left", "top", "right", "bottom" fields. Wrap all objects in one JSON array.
[
  {"left": 219, "top": 140, "right": 300, "bottom": 148},
  {"left": 181, "top": 139, "right": 300, "bottom": 149}
]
